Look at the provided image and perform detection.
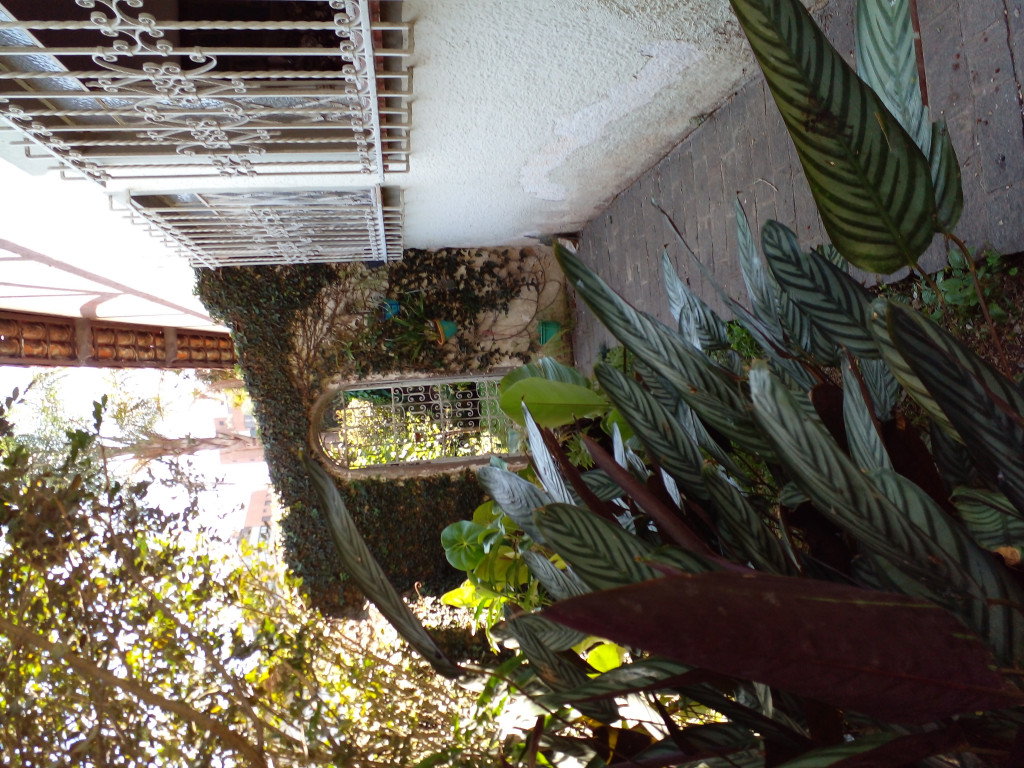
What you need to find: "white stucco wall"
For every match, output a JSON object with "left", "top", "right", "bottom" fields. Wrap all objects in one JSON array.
[
  {"left": 392, "top": 0, "right": 754, "bottom": 248},
  {"left": 0, "top": 0, "right": 760, "bottom": 326}
]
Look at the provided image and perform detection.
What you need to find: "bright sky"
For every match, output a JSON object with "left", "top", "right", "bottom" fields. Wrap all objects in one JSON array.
[{"left": 0, "top": 366, "right": 271, "bottom": 538}]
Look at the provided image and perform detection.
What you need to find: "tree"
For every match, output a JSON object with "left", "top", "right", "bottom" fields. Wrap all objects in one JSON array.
[{"left": 0, "top": 391, "right": 500, "bottom": 767}]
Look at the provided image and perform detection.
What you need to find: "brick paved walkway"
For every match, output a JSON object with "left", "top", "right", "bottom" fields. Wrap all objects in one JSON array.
[{"left": 570, "top": 0, "right": 1024, "bottom": 372}]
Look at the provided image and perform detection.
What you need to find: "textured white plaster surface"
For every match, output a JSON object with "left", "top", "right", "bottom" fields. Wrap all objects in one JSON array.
[
  {"left": 393, "top": 0, "right": 752, "bottom": 247},
  {"left": 0, "top": 0, "right": 757, "bottom": 325}
]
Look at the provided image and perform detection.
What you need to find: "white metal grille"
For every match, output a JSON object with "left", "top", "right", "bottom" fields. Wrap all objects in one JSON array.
[
  {"left": 0, "top": 0, "right": 410, "bottom": 184},
  {"left": 320, "top": 377, "right": 516, "bottom": 470},
  {"left": 126, "top": 187, "right": 403, "bottom": 266}
]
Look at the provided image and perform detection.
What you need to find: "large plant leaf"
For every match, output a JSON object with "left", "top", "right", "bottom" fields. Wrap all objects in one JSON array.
[
  {"left": 521, "top": 549, "right": 589, "bottom": 600},
  {"left": 855, "top": 0, "right": 930, "bottom": 154},
  {"left": 534, "top": 503, "right": 665, "bottom": 591},
  {"left": 476, "top": 465, "right": 550, "bottom": 543},
  {"left": 544, "top": 572, "right": 1023, "bottom": 724},
  {"left": 703, "top": 467, "right": 793, "bottom": 575},
  {"left": 868, "top": 298, "right": 953, "bottom": 431},
  {"left": 868, "top": 467, "right": 1024, "bottom": 668},
  {"left": 556, "top": 244, "right": 772, "bottom": 456},
  {"left": 841, "top": 357, "right": 892, "bottom": 471},
  {"left": 594, "top": 363, "right": 708, "bottom": 501},
  {"left": 954, "top": 487, "right": 1024, "bottom": 553},
  {"left": 523, "top": 404, "right": 574, "bottom": 505},
  {"left": 735, "top": 199, "right": 783, "bottom": 335},
  {"left": 662, "top": 252, "right": 731, "bottom": 351},
  {"left": 748, "top": 363, "right": 979, "bottom": 600},
  {"left": 499, "top": 356, "right": 590, "bottom": 391},
  {"left": 761, "top": 221, "right": 879, "bottom": 358},
  {"left": 730, "top": 0, "right": 936, "bottom": 272},
  {"left": 500, "top": 378, "right": 608, "bottom": 427},
  {"left": 884, "top": 300, "right": 1024, "bottom": 518},
  {"left": 304, "top": 457, "right": 459, "bottom": 677},
  {"left": 928, "top": 120, "right": 964, "bottom": 233},
  {"left": 505, "top": 607, "right": 618, "bottom": 723}
]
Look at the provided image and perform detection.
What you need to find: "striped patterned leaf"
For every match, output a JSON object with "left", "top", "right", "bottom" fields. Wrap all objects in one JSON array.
[
  {"left": 635, "top": 359, "right": 752, "bottom": 483},
  {"left": 816, "top": 243, "right": 847, "bottom": 271},
  {"left": 748, "top": 364, "right": 977, "bottom": 600},
  {"left": 929, "top": 120, "right": 965, "bottom": 233},
  {"left": 885, "top": 301, "right": 1024, "bottom": 518},
  {"left": 662, "top": 251, "right": 731, "bottom": 350},
  {"left": 841, "top": 358, "right": 892, "bottom": 471},
  {"left": 556, "top": 244, "right": 772, "bottom": 456},
  {"left": 859, "top": 356, "right": 901, "bottom": 420},
  {"left": 704, "top": 466, "right": 794, "bottom": 575},
  {"left": 580, "top": 469, "right": 626, "bottom": 501},
  {"left": 537, "top": 657, "right": 695, "bottom": 704},
  {"left": 521, "top": 549, "right": 589, "bottom": 600},
  {"left": 730, "top": 0, "right": 936, "bottom": 272},
  {"left": 304, "top": 457, "right": 459, "bottom": 677},
  {"left": 868, "top": 299, "right": 954, "bottom": 431},
  {"left": 476, "top": 465, "right": 551, "bottom": 543},
  {"left": 535, "top": 503, "right": 662, "bottom": 591},
  {"left": 595, "top": 363, "right": 708, "bottom": 501},
  {"left": 735, "top": 199, "right": 783, "bottom": 335},
  {"left": 953, "top": 487, "right": 1024, "bottom": 552},
  {"left": 869, "top": 468, "right": 1024, "bottom": 667},
  {"left": 523, "top": 403, "right": 574, "bottom": 505},
  {"left": 506, "top": 607, "right": 618, "bottom": 723},
  {"left": 855, "top": 0, "right": 931, "bottom": 153},
  {"left": 510, "top": 613, "right": 589, "bottom": 652},
  {"left": 762, "top": 221, "right": 880, "bottom": 358}
]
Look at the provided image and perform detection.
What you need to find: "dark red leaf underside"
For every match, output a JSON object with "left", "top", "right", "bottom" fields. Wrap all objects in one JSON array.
[{"left": 543, "top": 571, "right": 1022, "bottom": 724}]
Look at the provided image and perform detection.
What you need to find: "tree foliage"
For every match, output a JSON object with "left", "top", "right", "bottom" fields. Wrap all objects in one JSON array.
[{"left": 0, "top": 391, "right": 497, "bottom": 767}]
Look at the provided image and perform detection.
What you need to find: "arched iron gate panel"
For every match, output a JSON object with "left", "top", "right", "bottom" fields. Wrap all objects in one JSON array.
[{"left": 319, "top": 375, "right": 517, "bottom": 471}]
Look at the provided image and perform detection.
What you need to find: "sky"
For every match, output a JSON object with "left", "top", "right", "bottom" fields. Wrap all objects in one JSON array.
[{"left": 0, "top": 365, "right": 271, "bottom": 537}]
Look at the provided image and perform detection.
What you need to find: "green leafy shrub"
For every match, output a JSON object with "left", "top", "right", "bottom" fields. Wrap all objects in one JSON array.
[
  {"left": 418, "top": 0, "right": 1024, "bottom": 763},
  {"left": 195, "top": 265, "right": 486, "bottom": 615}
]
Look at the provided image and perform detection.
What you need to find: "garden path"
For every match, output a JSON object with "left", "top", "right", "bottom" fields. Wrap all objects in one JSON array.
[{"left": 570, "top": 0, "right": 1024, "bottom": 373}]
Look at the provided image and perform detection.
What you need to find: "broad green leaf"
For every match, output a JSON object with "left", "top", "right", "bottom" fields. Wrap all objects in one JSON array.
[
  {"left": 535, "top": 503, "right": 662, "bottom": 591},
  {"left": 440, "top": 520, "right": 488, "bottom": 571},
  {"left": 522, "top": 404, "right": 574, "bottom": 505},
  {"left": 841, "top": 358, "right": 892, "bottom": 471},
  {"left": 749, "top": 364, "right": 977, "bottom": 599},
  {"left": 662, "top": 251, "right": 731, "bottom": 350},
  {"left": 868, "top": 298, "right": 954, "bottom": 431},
  {"left": 762, "top": 221, "right": 879, "bottom": 358},
  {"left": 885, "top": 300, "right": 1024, "bottom": 517},
  {"left": 868, "top": 467, "right": 1024, "bottom": 667},
  {"left": 476, "top": 465, "right": 550, "bottom": 543},
  {"left": 556, "top": 244, "right": 772, "bottom": 456},
  {"left": 953, "top": 487, "right": 1024, "bottom": 552},
  {"left": 304, "top": 457, "right": 459, "bottom": 677},
  {"left": 735, "top": 198, "right": 783, "bottom": 335},
  {"left": 505, "top": 606, "right": 618, "bottom": 723},
  {"left": 730, "top": 0, "right": 936, "bottom": 271},
  {"left": 586, "top": 642, "right": 625, "bottom": 672},
  {"left": 499, "top": 378, "right": 607, "bottom": 427},
  {"left": 521, "top": 550, "right": 588, "bottom": 600},
  {"left": 499, "top": 357, "right": 589, "bottom": 391},
  {"left": 929, "top": 120, "right": 964, "bottom": 233},
  {"left": 704, "top": 466, "right": 793, "bottom": 575},
  {"left": 594, "top": 363, "right": 708, "bottom": 501},
  {"left": 545, "top": 571, "right": 1023, "bottom": 724},
  {"left": 856, "top": 0, "right": 931, "bottom": 153},
  {"left": 860, "top": 356, "right": 902, "bottom": 420},
  {"left": 511, "top": 613, "right": 588, "bottom": 652}
]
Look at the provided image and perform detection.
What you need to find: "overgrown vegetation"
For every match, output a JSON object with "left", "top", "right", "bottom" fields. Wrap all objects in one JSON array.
[
  {"left": 303, "top": 0, "right": 1024, "bottom": 763},
  {"left": 0, "top": 392, "right": 497, "bottom": 767},
  {"left": 195, "top": 255, "right": 510, "bottom": 613}
]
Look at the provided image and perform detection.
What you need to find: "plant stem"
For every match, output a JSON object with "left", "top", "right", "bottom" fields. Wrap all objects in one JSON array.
[{"left": 946, "top": 233, "right": 1011, "bottom": 374}]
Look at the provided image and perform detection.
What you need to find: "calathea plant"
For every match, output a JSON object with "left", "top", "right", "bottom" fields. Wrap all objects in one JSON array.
[{"left": 305, "top": 0, "right": 1024, "bottom": 764}]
